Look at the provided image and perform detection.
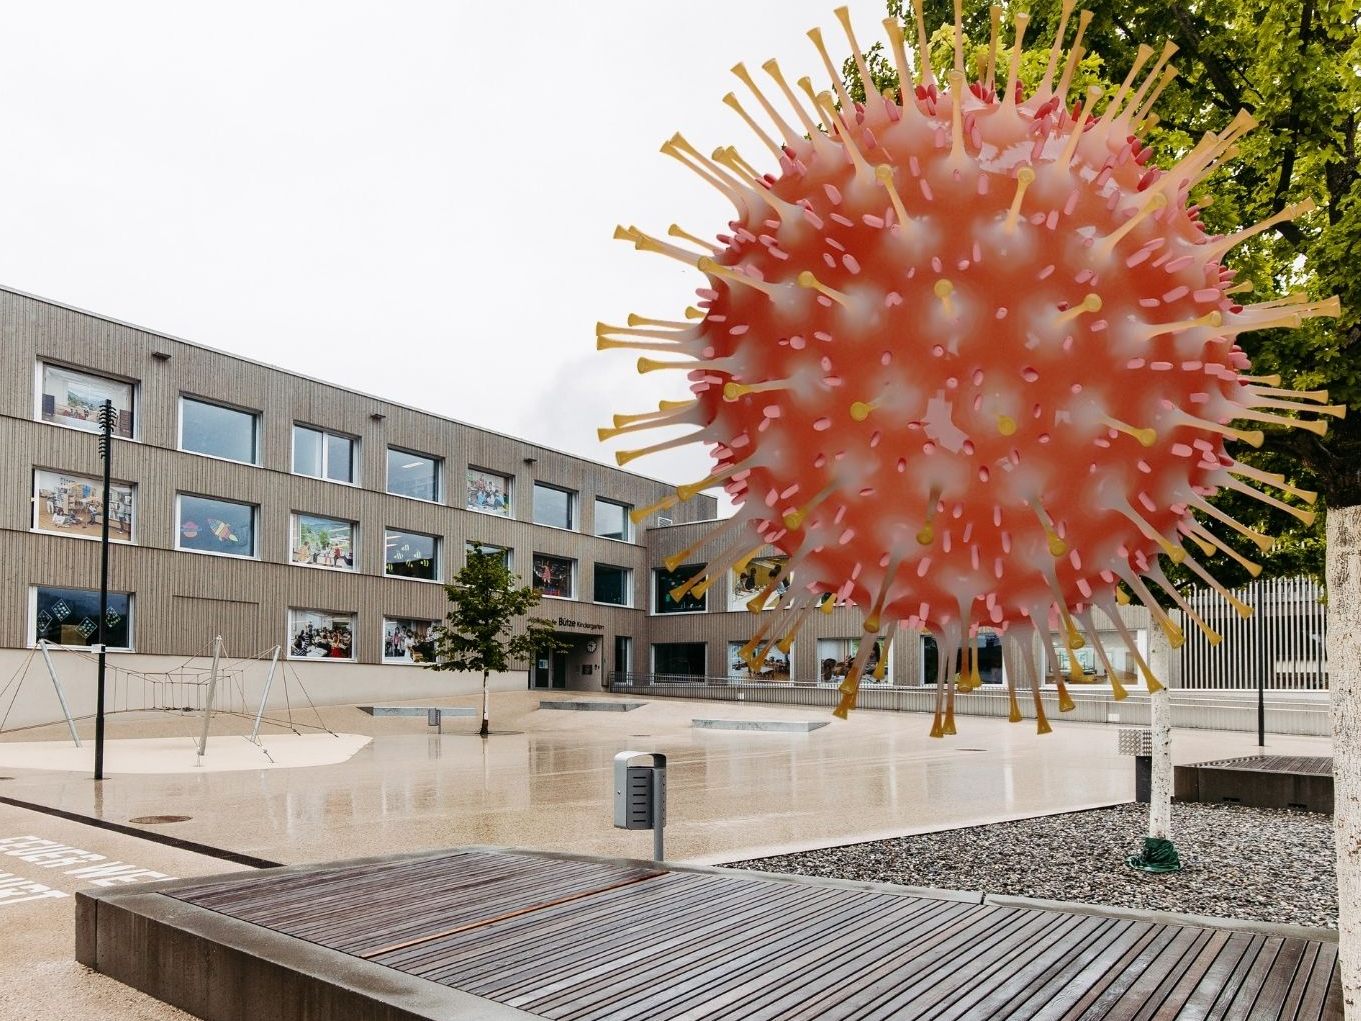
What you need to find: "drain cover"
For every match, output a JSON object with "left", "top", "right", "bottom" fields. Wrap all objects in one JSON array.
[
  {"left": 129, "top": 815, "right": 191, "bottom": 825},
  {"left": 958, "top": 748, "right": 987, "bottom": 752}
]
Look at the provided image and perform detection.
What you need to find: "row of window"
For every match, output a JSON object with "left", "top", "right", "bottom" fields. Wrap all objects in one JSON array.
[
  {"left": 30, "top": 585, "right": 440, "bottom": 664},
  {"left": 650, "top": 633, "right": 1144, "bottom": 684},
  {"left": 36, "top": 362, "right": 635, "bottom": 539},
  {"left": 31, "top": 467, "right": 634, "bottom": 603}
]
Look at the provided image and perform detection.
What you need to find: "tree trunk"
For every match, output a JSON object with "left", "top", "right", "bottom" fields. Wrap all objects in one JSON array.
[
  {"left": 480, "top": 669, "right": 490, "bottom": 738},
  {"left": 1149, "top": 689, "right": 1172, "bottom": 839},
  {"left": 1147, "top": 625, "right": 1173, "bottom": 840},
  {"left": 1329, "top": 505, "right": 1361, "bottom": 1013}
]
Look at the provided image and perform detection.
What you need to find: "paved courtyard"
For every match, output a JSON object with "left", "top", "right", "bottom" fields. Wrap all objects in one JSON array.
[{"left": 0, "top": 691, "right": 1334, "bottom": 1019}]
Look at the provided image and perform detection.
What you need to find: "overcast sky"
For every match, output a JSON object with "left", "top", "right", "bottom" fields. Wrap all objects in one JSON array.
[{"left": 0, "top": 0, "right": 863, "bottom": 508}]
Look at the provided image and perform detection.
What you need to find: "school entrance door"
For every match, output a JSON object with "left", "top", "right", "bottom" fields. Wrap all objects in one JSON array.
[{"left": 533, "top": 651, "right": 568, "bottom": 689}]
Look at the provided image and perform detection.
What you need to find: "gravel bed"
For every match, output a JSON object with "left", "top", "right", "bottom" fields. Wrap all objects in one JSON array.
[{"left": 726, "top": 803, "right": 1336, "bottom": 929}]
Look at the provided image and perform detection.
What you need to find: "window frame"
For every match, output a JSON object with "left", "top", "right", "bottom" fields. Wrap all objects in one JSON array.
[
  {"left": 178, "top": 394, "right": 261, "bottom": 466},
  {"left": 30, "top": 585, "right": 134, "bottom": 652},
  {"left": 530, "top": 551, "right": 577, "bottom": 600},
  {"left": 465, "top": 541, "right": 512, "bottom": 571},
  {"left": 592, "top": 497, "right": 633, "bottom": 542},
  {"left": 729, "top": 639, "right": 793, "bottom": 682},
  {"left": 651, "top": 642, "right": 706, "bottom": 678},
  {"left": 592, "top": 562, "right": 633, "bottom": 607},
  {"left": 292, "top": 423, "right": 359, "bottom": 486},
  {"left": 290, "top": 512, "right": 358, "bottom": 572},
  {"left": 465, "top": 465, "right": 514, "bottom": 517},
  {"left": 532, "top": 481, "right": 577, "bottom": 531},
  {"left": 35, "top": 361, "right": 138, "bottom": 440},
  {"left": 652, "top": 564, "right": 708, "bottom": 615},
  {"left": 386, "top": 446, "right": 443, "bottom": 504},
  {"left": 286, "top": 607, "right": 357, "bottom": 662},
  {"left": 381, "top": 617, "right": 439, "bottom": 665},
  {"left": 385, "top": 527, "right": 443, "bottom": 582},
  {"left": 32, "top": 468, "right": 137, "bottom": 545},
  {"left": 174, "top": 492, "right": 260, "bottom": 560}
]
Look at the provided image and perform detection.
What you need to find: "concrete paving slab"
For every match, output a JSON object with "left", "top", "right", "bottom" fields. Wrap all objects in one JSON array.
[
  {"left": 693, "top": 717, "right": 830, "bottom": 732},
  {"left": 360, "top": 705, "right": 479, "bottom": 717},
  {"left": 538, "top": 700, "right": 645, "bottom": 711},
  {"left": 0, "top": 799, "right": 254, "bottom": 1020},
  {"left": 0, "top": 691, "right": 1332, "bottom": 868}
]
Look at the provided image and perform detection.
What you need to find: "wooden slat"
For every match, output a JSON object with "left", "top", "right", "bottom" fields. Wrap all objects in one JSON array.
[{"left": 160, "top": 849, "right": 1341, "bottom": 1021}]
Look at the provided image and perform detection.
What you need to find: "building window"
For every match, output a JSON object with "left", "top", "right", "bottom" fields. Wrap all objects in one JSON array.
[
  {"left": 729, "top": 555, "right": 792, "bottom": 611},
  {"left": 594, "top": 498, "right": 631, "bottom": 541},
  {"left": 729, "top": 640, "right": 792, "bottom": 682},
  {"left": 291, "top": 514, "right": 356, "bottom": 570},
  {"left": 466, "top": 467, "right": 512, "bottom": 516},
  {"left": 38, "top": 364, "right": 135, "bottom": 438},
  {"left": 177, "top": 494, "right": 257, "bottom": 558},
  {"left": 288, "top": 609, "right": 355, "bottom": 660},
  {"left": 652, "top": 642, "right": 705, "bottom": 678},
  {"left": 33, "top": 470, "right": 134, "bottom": 543},
  {"left": 387, "top": 448, "right": 441, "bottom": 502},
  {"left": 387, "top": 529, "right": 440, "bottom": 581},
  {"left": 821, "top": 637, "right": 891, "bottom": 686},
  {"left": 613, "top": 635, "right": 632, "bottom": 681},
  {"left": 293, "top": 425, "right": 356, "bottom": 484},
  {"left": 533, "top": 483, "right": 575, "bottom": 529},
  {"left": 593, "top": 564, "right": 631, "bottom": 606},
  {"left": 383, "top": 618, "right": 437, "bottom": 664},
  {"left": 919, "top": 632, "right": 1003, "bottom": 686},
  {"left": 654, "top": 564, "right": 706, "bottom": 614},
  {"left": 466, "top": 541, "right": 511, "bottom": 570},
  {"left": 33, "top": 586, "right": 132, "bottom": 650},
  {"left": 531, "top": 553, "right": 575, "bottom": 599},
  {"left": 179, "top": 397, "right": 259, "bottom": 465}
]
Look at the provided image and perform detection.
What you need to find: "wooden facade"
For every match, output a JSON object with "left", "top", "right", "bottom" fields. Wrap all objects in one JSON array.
[{"left": 0, "top": 286, "right": 713, "bottom": 678}]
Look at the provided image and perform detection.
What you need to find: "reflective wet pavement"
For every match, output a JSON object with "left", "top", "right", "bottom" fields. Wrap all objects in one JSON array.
[{"left": 0, "top": 691, "right": 1332, "bottom": 867}]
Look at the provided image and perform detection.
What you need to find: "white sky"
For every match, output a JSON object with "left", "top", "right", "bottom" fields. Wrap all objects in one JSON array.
[{"left": 0, "top": 0, "right": 860, "bottom": 508}]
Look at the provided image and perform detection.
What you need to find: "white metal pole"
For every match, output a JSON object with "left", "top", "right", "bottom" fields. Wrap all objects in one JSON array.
[
  {"left": 38, "top": 640, "right": 81, "bottom": 748},
  {"left": 197, "top": 636, "right": 223, "bottom": 757},
  {"left": 248, "top": 646, "right": 282, "bottom": 743}
]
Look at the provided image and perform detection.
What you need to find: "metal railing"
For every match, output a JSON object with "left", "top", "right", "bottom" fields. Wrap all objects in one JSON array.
[{"left": 608, "top": 673, "right": 1331, "bottom": 737}]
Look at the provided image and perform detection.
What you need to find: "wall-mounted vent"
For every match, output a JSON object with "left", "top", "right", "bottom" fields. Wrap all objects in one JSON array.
[{"left": 657, "top": 516, "right": 673, "bottom": 526}]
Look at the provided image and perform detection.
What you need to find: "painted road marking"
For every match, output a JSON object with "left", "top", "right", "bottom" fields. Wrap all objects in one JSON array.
[{"left": 0, "top": 835, "right": 176, "bottom": 900}]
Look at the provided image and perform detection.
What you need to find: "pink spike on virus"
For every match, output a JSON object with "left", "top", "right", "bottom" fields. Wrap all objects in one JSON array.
[{"left": 600, "top": 4, "right": 1344, "bottom": 734}]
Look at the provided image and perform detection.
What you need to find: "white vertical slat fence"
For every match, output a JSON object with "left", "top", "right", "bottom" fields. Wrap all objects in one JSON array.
[{"left": 1178, "top": 575, "right": 1328, "bottom": 690}]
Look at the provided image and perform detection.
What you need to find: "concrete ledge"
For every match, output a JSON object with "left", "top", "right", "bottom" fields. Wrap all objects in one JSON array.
[
  {"left": 1174, "top": 757, "right": 1334, "bottom": 813},
  {"left": 537, "top": 700, "right": 645, "bottom": 712},
  {"left": 76, "top": 869, "right": 538, "bottom": 1021},
  {"left": 359, "top": 706, "right": 478, "bottom": 718},
  {"left": 693, "top": 718, "right": 828, "bottom": 733}
]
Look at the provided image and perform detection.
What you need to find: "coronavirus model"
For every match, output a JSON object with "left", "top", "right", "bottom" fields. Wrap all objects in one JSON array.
[{"left": 599, "top": 2, "right": 1343, "bottom": 734}]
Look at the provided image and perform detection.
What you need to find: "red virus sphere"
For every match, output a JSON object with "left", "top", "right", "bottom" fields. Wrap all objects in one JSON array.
[{"left": 600, "top": 3, "right": 1342, "bottom": 731}]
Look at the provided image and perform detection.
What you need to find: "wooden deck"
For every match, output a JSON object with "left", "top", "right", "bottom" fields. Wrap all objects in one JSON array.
[
  {"left": 1176, "top": 756, "right": 1335, "bottom": 813},
  {"left": 1193, "top": 756, "right": 1334, "bottom": 776},
  {"left": 143, "top": 849, "right": 1341, "bottom": 1021}
]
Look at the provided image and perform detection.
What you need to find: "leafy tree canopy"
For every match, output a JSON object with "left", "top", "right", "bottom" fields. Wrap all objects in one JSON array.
[
  {"left": 429, "top": 550, "right": 563, "bottom": 675},
  {"left": 841, "top": 0, "right": 1360, "bottom": 585}
]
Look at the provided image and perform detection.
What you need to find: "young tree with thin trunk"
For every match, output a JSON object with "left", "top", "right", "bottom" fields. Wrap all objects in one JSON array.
[{"left": 427, "top": 550, "right": 563, "bottom": 737}]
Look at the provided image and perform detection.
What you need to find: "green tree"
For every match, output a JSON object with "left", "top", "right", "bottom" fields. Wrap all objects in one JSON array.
[
  {"left": 844, "top": 0, "right": 1359, "bottom": 586},
  {"left": 428, "top": 549, "right": 565, "bottom": 737}
]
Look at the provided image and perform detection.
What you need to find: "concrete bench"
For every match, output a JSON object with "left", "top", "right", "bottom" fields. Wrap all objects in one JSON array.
[
  {"left": 538, "top": 700, "right": 645, "bottom": 712},
  {"left": 1174, "top": 755, "right": 1333, "bottom": 813},
  {"left": 693, "top": 718, "right": 828, "bottom": 733},
  {"left": 358, "top": 706, "right": 478, "bottom": 718}
]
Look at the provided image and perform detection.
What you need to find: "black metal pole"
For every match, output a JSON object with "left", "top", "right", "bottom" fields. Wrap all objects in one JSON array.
[
  {"left": 1257, "top": 665, "right": 1266, "bottom": 748},
  {"left": 94, "top": 399, "right": 113, "bottom": 781}
]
